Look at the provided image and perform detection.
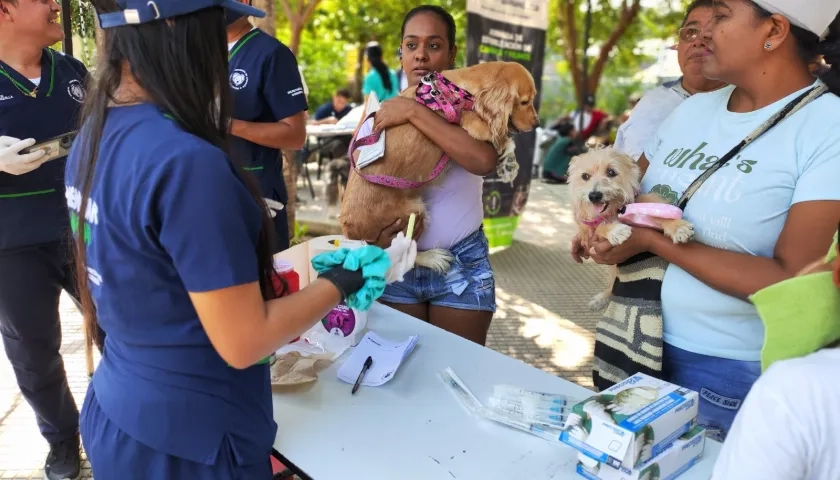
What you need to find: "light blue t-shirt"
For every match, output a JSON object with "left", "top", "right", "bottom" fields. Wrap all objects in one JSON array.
[
  {"left": 642, "top": 81, "right": 840, "bottom": 361},
  {"left": 362, "top": 68, "right": 399, "bottom": 101}
]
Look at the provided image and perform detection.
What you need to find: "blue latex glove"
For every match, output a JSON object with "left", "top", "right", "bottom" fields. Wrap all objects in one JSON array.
[{"left": 311, "top": 245, "right": 391, "bottom": 311}]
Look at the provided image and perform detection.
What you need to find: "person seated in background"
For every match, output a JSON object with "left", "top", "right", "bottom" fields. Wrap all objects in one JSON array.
[
  {"left": 541, "top": 121, "right": 585, "bottom": 184},
  {"left": 613, "top": 0, "right": 725, "bottom": 160},
  {"left": 310, "top": 88, "right": 353, "bottom": 125},
  {"left": 558, "top": 94, "right": 607, "bottom": 144}
]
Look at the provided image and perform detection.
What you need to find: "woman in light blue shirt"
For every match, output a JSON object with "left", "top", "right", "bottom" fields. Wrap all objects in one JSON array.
[
  {"left": 362, "top": 43, "right": 399, "bottom": 101},
  {"left": 585, "top": 0, "right": 840, "bottom": 442}
]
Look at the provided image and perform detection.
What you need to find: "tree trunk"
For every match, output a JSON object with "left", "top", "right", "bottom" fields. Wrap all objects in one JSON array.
[
  {"left": 282, "top": 150, "right": 298, "bottom": 236},
  {"left": 559, "top": 0, "right": 641, "bottom": 104},
  {"left": 279, "top": 0, "right": 322, "bottom": 55},
  {"left": 251, "top": 0, "right": 275, "bottom": 36},
  {"left": 289, "top": 24, "right": 304, "bottom": 56}
]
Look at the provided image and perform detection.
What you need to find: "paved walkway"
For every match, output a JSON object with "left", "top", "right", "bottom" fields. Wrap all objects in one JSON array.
[{"left": 0, "top": 179, "right": 606, "bottom": 479}]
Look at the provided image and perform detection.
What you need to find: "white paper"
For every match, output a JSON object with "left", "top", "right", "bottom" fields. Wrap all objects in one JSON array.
[
  {"left": 355, "top": 92, "right": 386, "bottom": 169},
  {"left": 337, "top": 331, "right": 418, "bottom": 387}
]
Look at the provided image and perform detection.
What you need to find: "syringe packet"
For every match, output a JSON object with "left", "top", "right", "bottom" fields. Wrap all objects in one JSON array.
[
  {"left": 575, "top": 426, "right": 706, "bottom": 480},
  {"left": 559, "top": 373, "right": 698, "bottom": 470}
]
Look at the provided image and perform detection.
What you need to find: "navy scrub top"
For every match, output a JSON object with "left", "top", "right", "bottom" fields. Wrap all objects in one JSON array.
[
  {"left": 0, "top": 48, "right": 87, "bottom": 251},
  {"left": 65, "top": 104, "right": 275, "bottom": 466},
  {"left": 228, "top": 29, "right": 307, "bottom": 248}
]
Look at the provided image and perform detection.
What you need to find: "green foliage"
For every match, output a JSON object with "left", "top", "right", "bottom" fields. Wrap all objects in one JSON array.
[
  {"left": 277, "top": 0, "right": 466, "bottom": 106},
  {"left": 67, "top": 0, "right": 97, "bottom": 68},
  {"left": 539, "top": 0, "right": 691, "bottom": 119},
  {"left": 63, "top": 0, "right": 692, "bottom": 122},
  {"left": 291, "top": 220, "right": 309, "bottom": 246}
]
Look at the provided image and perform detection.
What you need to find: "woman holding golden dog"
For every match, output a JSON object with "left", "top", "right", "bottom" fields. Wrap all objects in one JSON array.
[
  {"left": 578, "top": 0, "right": 840, "bottom": 441},
  {"left": 368, "top": 5, "right": 500, "bottom": 345}
]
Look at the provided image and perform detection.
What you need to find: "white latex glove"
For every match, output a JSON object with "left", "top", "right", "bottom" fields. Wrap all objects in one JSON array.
[
  {"left": 384, "top": 232, "right": 417, "bottom": 283},
  {"left": 264, "top": 198, "right": 285, "bottom": 218},
  {"left": 0, "top": 136, "right": 48, "bottom": 175}
]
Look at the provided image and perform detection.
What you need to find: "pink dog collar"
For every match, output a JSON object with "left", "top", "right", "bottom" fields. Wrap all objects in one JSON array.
[
  {"left": 618, "top": 203, "right": 683, "bottom": 230},
  {"left": 580, "top": 216, "right": 607, "bottom": 227}
]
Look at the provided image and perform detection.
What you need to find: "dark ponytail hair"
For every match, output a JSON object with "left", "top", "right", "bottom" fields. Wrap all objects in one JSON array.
[
  {"left": 750, "top": 2, "right": 840, "bottom": 96},
  {"left": 365, "top": 44, "right": 393, "bottom": 92},
  {"left": 74, "top": 1, "right": 277, "bottom": 349},
  {"left": 400, "top": 5, "right": 457, "bottom": 59}
]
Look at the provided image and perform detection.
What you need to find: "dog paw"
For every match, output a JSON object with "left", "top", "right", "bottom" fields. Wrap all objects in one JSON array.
[
  {"left": 588, "top": 292, "right": 610, "bottom": 311},
  {"left": 607, "top": 223, "right": 633, "bottom": 246},
  {"left": 665, "top": 221, "right": 695, "bottom": 244}
]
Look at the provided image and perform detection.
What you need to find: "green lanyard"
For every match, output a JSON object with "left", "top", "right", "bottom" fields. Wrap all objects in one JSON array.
[
  {"left": 0, "top": 49, "right": 55, "bottom": 98},
  {"left": 228, "top": 30, "right": 260, "bottom": 61}
]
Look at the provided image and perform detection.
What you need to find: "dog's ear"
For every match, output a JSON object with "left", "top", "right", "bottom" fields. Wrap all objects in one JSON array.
[{"left": 474, "top": 82, "right": 516, "bottom": 141}]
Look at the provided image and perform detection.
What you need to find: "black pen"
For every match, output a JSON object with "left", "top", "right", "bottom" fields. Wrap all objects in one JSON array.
[{"left": 351, "top": 356, "right": 373, "bottom": 395}]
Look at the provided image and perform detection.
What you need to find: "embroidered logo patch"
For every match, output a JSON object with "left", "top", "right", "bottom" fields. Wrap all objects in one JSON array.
[
  {"left": 67, "top": 80, "right": 85, "bottom": 103},
  {"left": 700, "top": 388, "right": 741, "bottom": 410},
  {"left": 230, "top": 69, "right": 249, "bottom": 90}
]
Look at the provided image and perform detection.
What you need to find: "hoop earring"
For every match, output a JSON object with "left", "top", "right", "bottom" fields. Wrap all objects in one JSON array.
[{"left": 764, "top": 42, "right": 772, "bottom": 51}]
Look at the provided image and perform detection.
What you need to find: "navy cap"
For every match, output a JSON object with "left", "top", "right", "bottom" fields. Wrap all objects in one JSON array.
[{"left": 98, "top": 0, "right": 264, "bottom": 29}]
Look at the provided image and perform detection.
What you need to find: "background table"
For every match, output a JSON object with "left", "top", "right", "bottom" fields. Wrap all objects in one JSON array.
[{"left": 272, "top": 303, "right": 722, "bottom": 480}]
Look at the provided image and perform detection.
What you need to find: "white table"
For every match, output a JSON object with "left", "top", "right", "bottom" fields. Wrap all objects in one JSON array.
[
  {"left": 272, "top": 303, "right": 721, "bottom": 480},
  {"left": 305, "top": 124, "right": 356, "bottom": 138}
]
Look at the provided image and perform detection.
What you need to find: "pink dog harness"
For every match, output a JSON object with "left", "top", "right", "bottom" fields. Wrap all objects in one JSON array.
[{"left": 348, "top": 72, "right": 475, "bottom": 189}]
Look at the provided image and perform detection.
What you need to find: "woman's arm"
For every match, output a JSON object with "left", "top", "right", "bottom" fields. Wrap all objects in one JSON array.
[
  {"left": 609, "top": 201, "right": 840, "bottom": 300},
  {"left": 230, "top": 112, "right": 307, "bottom": 150},
  {"left": 405, "top": 101, "right": 497, "bottom": 176},
  {"left": 190, "top": 279, "right": 343, "bottom": 369}
]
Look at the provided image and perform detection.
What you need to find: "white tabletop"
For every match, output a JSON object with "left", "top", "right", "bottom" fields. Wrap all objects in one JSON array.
[
  {"left": 306, "top": 125, "right": 356, "bottom": 138},
  {"left": 272, "top": 303, "right": 721, "bottom": 480}
]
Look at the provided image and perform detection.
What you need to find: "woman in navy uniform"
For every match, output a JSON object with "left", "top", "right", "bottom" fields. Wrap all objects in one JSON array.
[
  {"left": 226, "top": 2, "right": 307, "bottom": 253},
  {"left": 67, "top": 0, "right": 415, "bottom": 478},
  {"left": 0, "top": 0, "right": 103, "bottom": 477}
]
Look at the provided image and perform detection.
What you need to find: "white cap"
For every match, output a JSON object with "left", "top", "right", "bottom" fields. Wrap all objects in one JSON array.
[{"left": 753, "top": 0, "right": 840, "bottom": 40}]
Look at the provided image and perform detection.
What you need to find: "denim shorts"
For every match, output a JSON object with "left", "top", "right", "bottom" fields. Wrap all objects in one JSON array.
[
  {"left": 379, "top": 228, "right": 496, "bottom": 312},
  {"left": 662, "top": 343, "right": 761, "bottom": 442}
]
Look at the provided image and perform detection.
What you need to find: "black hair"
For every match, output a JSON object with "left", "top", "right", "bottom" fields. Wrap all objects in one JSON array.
[
  {"left": 682, "top": 0, "right": 715, "bottom": 27},
  {"left": 335, "top": 88, "right": 352, "bottom": 98},
  {"left": 553, "top": 121, "right": 575, "bottom": 137},
  {"left": 74, "top": 1, "right": 277, "bottom": 348},
  {"left": 365, "top": 44, "right": 393, "bottom": 92},
  {"left": 750, "top": 1, "right": 840, "bottom": 95},
  {"left": 400, "top": 5, "right": 457, "bottom": 52}
]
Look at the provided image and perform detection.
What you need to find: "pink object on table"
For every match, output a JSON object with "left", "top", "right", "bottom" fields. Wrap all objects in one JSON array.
[{"left": 618, "top": 202, "right": 683, "bottom": 230}]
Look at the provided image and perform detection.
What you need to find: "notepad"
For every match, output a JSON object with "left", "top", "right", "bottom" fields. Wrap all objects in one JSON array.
[
  {"left": 355, "top": 92, "right": 386, "bottom": 169},
  {"left": 337, "top": 331, "right": 418, "bottom": 387}
]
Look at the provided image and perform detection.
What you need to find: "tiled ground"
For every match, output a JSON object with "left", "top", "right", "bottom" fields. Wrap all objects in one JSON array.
[{"left": 0, "top": 177, "right": 606, "bottom": 478}]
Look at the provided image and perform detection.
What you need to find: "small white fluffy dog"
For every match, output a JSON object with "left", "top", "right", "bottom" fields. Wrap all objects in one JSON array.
[{"left": 567, "top": 147, "right": 695, "bottom": 310}]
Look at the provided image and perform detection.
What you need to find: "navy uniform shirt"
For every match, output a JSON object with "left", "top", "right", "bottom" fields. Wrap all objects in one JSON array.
[
  {"left": 313, "top": 101, "right": 352, "bottom": 121},
  {"left": 0, "top": 49, "right": 87, "bottom": 251},
  {"left": 66, "top": 104, "right": 274, "bottom": 466},
  {"left": 228, "top": 29, "right": 307, "bottom": 253}
]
